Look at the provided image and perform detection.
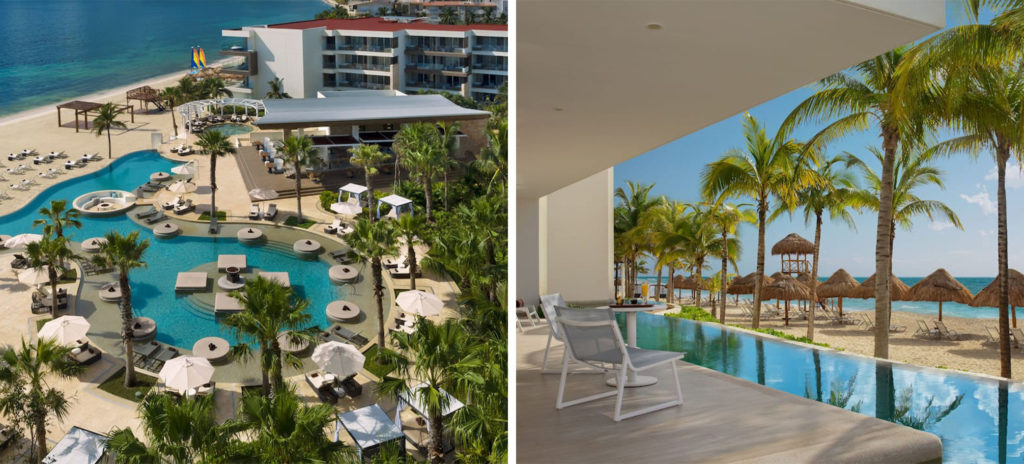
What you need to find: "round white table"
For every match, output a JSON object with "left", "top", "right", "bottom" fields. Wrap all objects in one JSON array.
[{"left": 602, "top": 302, "right": 667, "bottom": 388}]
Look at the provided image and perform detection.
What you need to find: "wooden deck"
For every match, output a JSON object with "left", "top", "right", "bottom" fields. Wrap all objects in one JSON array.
[{"left": 233, "top": 146, "right": 406, "bottom": 199}]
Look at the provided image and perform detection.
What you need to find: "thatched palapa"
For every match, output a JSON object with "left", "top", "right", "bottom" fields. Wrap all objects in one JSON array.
[
  {"left": 817, "top": 269, "right": 861, "bottom": 316},
  {"left": 727, "top": 272, "right": 773, "bottom": 295},
  {"left": 970, "top": 269, "right": 1024, "bottom": 327},
  {"left": 677, "top": 275, "right": 703, "bottom": 290},
  {"left": 760, "top": 274, "right": 811, "bottom": 301},
  {"left": 907, "top": 268, "right": 973, "bottom": 321},
  {"left": 851, "top": 273, "right": 911, "bottom": 300},
  {"left": 771, "top": 233, "right": 815, "bottom": 255}
]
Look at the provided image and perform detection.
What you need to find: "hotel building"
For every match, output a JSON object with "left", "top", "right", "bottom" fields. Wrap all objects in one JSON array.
[{"left": 221, "top": 17, "right": 507, "bottom": 102}]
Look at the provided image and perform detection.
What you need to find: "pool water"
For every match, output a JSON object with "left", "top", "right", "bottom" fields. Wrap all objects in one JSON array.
[
  {"left": 206, "top": 123, "right": 254, "bottom": 137},
  {"left": 0, "top": 150, "right": 375, "bottom": 349},
  {"left": 633, "top": 313, "right": 1024, "bottom": 463}
]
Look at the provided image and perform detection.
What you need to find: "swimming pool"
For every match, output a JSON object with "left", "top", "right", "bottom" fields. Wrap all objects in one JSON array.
[
  {"left": 0, "top": 150, "right": 379, "bottom": 349},
  {"left": 633, "top": 313, "right": 1024, "bottom": 463},
  {"left": 206, "top": 124, "right": 254, "bottom": 137}
]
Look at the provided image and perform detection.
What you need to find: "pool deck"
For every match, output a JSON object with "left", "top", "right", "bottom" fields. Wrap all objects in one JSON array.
[{"left": 516, "top": 325, "right": 943, "bottom": 464}]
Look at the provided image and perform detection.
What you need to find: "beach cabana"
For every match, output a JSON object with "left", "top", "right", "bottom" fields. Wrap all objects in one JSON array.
[
  {"left": 377, "top": 194, "right": 413, "bottom": 219},
  {"left": 760, "top": 274, "right": 810, "bottom": 326},
  {"left": 970, "top": 269, "right": 1024, "bottom": 327},
  {"left": 339, "top": 183, "right": 368, "bottom": 207},
  {"left": 56, "top": 101, "right": 102, "bottom": 133},
  {"left": 851, "top": 273, "right": 911, "bottom": 301},
  {"left": 771, "top": 233, "right": 815, "bottom": 274},
  {"left": 817, "top": 269, "right": 860, "bottom": 316},
  {"left": 727, "top": 272, "right": 774, "bottom": 301},
  {"left": 907, "top": 269, "right": 973, "bottom": 322}
]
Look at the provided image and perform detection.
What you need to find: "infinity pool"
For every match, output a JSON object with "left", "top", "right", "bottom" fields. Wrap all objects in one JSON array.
[
  {"left": 633, "top": 313, "right": 1024, "bottom": 463},
  {"left": 0, "top": 150, "right": 378, "bottom": 348}
]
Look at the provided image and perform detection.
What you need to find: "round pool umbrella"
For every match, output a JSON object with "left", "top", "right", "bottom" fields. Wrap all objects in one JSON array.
[
  {"left": 817, "top": 269, "right": 860, "bottom": 316},
  {"left": 38, "top": 316, "right": 90, "bottom": 346},
  {"left": 18, "top": 266, "right": 50, "bottom": 286},
  {"left": 248, "top": 188, "right": 279, "bottom": 201},
  {"left": 759, "top": 274, "right": 810, "bottom": 326},
  {"left": 311, "top": 341, "right": 365, "bottom": 379},
  {"left": 171, "top": 163, "right": 194, "bottom": 175},
  {"left": 396, "top": 290, "right": 443, "bottom": 317},
  {"left": 330, "top": 202, "right": 362, "bottom": 216},
  {"left": 4, "top": 233, "right": 42, "bottom": 249},
  {"left": 970, "top": 269, "right": 1024, "bottom": 328},
  {"left": 167, "top": 180, "right": 197, "bottom": 194},
  {"left": 850, "top": 273, "right": 911, "bottom": 301},
  {"left": 159, "top": 356, "right": 215, "bottom": 393},
  {"left": 907, "top": 269, "right": 973, "bottom": 321}
]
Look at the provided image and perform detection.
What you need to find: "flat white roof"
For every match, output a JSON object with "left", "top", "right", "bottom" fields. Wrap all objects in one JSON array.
[
  {"left": 256, "top": 94, "right": 489, "bottom": 128},
  {"left": 380, "top": 194, "right": 412, "bottom": 206},
  {"left": 340, "top": 183, "right": 368, "bottom": 194},
  {"left": 44, "top": 427, "right": 106, "bottom": 464}
]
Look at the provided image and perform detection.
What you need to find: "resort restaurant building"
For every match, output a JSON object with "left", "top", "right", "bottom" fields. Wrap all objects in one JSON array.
[
  {"left": 253, "top": 90, "right": 491, "bottom": 171},
  {"left": 516, "top": 1, "right": 946, "bottom": 306},
  {"left": 220, "top": 17, "right": 507, "bottom": 102}
]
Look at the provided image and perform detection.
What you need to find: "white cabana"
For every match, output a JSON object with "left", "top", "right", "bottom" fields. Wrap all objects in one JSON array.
[
  {"left": 340, "top": 183, "right": 368, "bottom": 207},
  {"left": 377, "top": 194, "right": 413, "bottom": 219},
  {"left": 42, "top": 426, "right": 108, "bottom": 464}
]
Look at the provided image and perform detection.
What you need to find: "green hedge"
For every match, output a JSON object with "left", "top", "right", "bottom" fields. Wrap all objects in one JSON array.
[
  {"left": 284, "top": 216, "right": 316, "bottom": 229},
  {"left": 319, "top": 190, "right": 338, "bottom": 210},
  {"left": 665, "top": 305, "right": 719, "bottom": 323},
  {"left": 198, "top": 211, "right": 227, "bottom": 221}
]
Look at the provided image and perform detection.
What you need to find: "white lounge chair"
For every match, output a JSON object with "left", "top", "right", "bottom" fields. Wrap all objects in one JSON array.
[
  {"left": 48, "top": 168, "right": 63, "bottom": 176},
  {"left": 39, "top": 171, "right": 56, "bottom": 179},
  {"left": 516, "top": 304, "right": 540, "bottom": 332},
  {"left": 22, "top": 178, "right": 36, "bottom": 186},
  {"left": 325, "top": 218, "right": 342, "bottom": 234},
  {"left": 161, "top": 196, "right": 182, "bottom": 210},
  {"left": 555, "top": 306, "right": 685, "bottom": 421},
  {"left": 10, "top": 183, "right": 28, "bottom": 191},
  {"left": 248, "top": 204, "right": 260, "bottom": 220}
]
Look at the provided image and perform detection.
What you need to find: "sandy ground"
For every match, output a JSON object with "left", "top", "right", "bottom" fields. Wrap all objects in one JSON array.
[{"left": 662, "top": 299, "right": 1024, "bottom": 379}]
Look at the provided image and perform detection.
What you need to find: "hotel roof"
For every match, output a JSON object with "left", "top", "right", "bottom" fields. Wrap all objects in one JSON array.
[
  {"left": 266, "top": 17, "right": 507, "bottom": 32},
  {"left": 256, "top": 94, "right": 490, "bottom": 129}
]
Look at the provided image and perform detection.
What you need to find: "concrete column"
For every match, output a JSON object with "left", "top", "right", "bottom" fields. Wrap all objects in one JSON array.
[
  {"left": 538, "top": 168, "right": 615, "bottom": 305},
  {"left": 516, "top": 196, "right": 540, "bottom": 305}
]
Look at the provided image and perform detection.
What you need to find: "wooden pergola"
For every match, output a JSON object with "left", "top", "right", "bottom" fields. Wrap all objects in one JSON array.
[
  {"left": 126, "top": 86, "right": 163, "bottom": 111},
  {"left": 56, "top": 101, "right": 102, "bottom": 133}
]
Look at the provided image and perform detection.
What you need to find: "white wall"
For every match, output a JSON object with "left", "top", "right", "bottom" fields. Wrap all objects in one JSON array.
[
  {"left": 250, "top": 27, "right": 314, "bottom": 98},
  {"left": 517, "top": 196, "right": 540, "bottom": 305}
]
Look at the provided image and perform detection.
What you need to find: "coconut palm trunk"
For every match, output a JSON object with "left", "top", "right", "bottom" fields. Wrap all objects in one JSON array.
[
  {"left": 408, "top": 243, "right": 418, "bottom": 290},
  {"left": 372, "top": 257, "right": 385, "bottom": 349},
  {"left": 429, "top": 414, "right": 445, "bottom": 464},
  {"left": 294, "top": 164, "right": 303, "bottom": 222},
  {"left": 694, "top": 259, "right": 703, "bottom": 308},
  {"left": 997, "top": 146, "right": 1011, "bottom": 378},
  {"left": 720, "top": 227, "right": 729, "bottom": 323},
  {"left": 169, "top": 103, "right": 177, "bottom": 137},
  {"left": 752, "top": 202, "right": 767, "bottom": 329},
  {"left": 808, "top": 212, "right": 822, "bottom": 340},
  {"left": 655, "top": 267, "right": 663, "bottom": 303},
  {"left": 106, "top": 127, "right": 113, "bottom": 159},
  {"left": 424, "top": 176, "right": 435, "bottom": 221},
  {"left": 120, "top": 271, "right": 136, "bottom": 387},
  {"left": 874, "top": 128, "right": 898, "bottom": 359},
  {"left": 365, "top": 168, "right": 375, "bottom": 223},
  {"left": 48, "top": 267, "right": 59, "bottom": 316},
  {"left": 210, "top": 155, "right": 218, "bottom": 229},
  {"left": 667, "top": 265, "right": 675, "bottom": 304}
]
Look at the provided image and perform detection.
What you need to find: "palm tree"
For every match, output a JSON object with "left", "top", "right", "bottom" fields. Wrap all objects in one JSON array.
[
  {"left": 175, "top": 76, "right": 203, "bottom": 101},
  {"left": 703, "top": 199, "right": 755, "bottom": 323},
  {"left": 349, "top": 144, "right": 391, "bottom": 222},
  {"left": 265, "top": 77, "right": 291, "bottom": 99},
  {"left": 378, "top": 319, "right": 479, "bottom": 464},
  {"left": 395, "top": 122, "right": 443, "bottom": 220},
  {"left": 159, "top": 86, "right": 184, "bottom": 138},
  {"left": 394, "top": 214, "right": 426, "bottom": 290},
  {"left": 200, "top": 76, "right": 233, "bottom": 99},
  {"left": 438, "top": 122, "right": 461, "bottom": 210},
  {"left": 233, "top": 386, "right": 352, "bottom": 462},
  {"left": 645, "top": 198, "right": 688, "bottom": 303},
  {"left": 440, "top": 6, "right": 458, "bottom": 24},
  {"left": 779, "top": 47, "right": 930, "bottom": 359},
  {"left": 277, "top": 135, "right": 318, "bottom": 223},
  {"left": 92, "top": 231, "right": 149, "bottom": 387},
  {"left": 225, "top": 276, "right": 318, "bottom": 396},
  {"left": 476, "top": 118, "right": 507, "bottom": 193},
  {"left": 784, "top": 152, "right": 865, "bottom": 340},
  {"left": 614, "top": 181, "right": 659, "bottom": 298},
  {"left": 25, "top": 236, "right": 77, "bottom": 316},
  {"left": 347, "top": 218, "right": 399, "bottom": 350},
  {"left": 106, "top": 394, "right": 234, "bottom": 463},
  {"left": 33, "top": 199, "right": 81, "bottom": 239},
  {"left": 91, "top": 102, "right": 127, "bottom": 159},
  {"left": 702, "top": 114, "right": 808, "bottom": 328},
  {"left": 0, "top": 338, "right": 84, "bottom": 464},
  {"left": 195, "top": 129, "right": 236, "bottom": 231}
]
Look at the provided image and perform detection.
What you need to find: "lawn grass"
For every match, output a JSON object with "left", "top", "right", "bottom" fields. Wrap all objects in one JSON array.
[
  {"left": 35, "top": 318, "right": 51, "bottom": 332},
  {"left": 284, "top": 216, "right": 316, "bottom": 229},
  {"left": 363, "top": 345, "right": 397, "bottom": 378},
  {"left": 198, "top": 211, "right": 227, "bottom": 221},
  {"left": 728, "top": 324, "right": 834, "bottom": 349},
  {"left": 240, "top": 384, "right": 266, "bottom": 397},
  {"left": 665, "top": 305, "right": 719, "bottom": 323},
  {"left": 98, "top": 367, "right": 159, "bottom": 402},
  {"left": 58, "top": 269, "right": 77, "bottom": 283}
]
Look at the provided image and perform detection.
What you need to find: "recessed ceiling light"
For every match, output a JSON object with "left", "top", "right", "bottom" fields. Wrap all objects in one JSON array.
[{"left": 647, "top": 23, "right": 662, "bottom": 31}]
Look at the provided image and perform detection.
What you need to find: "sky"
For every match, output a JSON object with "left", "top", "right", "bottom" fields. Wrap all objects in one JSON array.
[{"left": 615, "top": 1, "right": 1018, "bottom": 278}]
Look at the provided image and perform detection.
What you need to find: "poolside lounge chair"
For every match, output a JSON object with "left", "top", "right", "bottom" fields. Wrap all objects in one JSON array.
[
  {"left": 162, "top": 196, "right": 182, "bottom": 210},
  {"left": 328, "top": 249, "right": 353, "bottom": 264},
  {"left": 140, "top": 182, "right": 161, "bottom": 192},
  {"left": 263, "top": 203, "right": 278, "bottom": 220},
  {"left": 248, "top": 204, "right": 260, "bottom": 220},
  {"left": 84, "top": 153, "right": 101, "bottom": 162},
  {"left": 915, "top": 320, "right": 940, "bottom": 338},
  {"left": 11, "top": 254, "right": 28, "bottom": 269},
  {"left": 555, "top": 306, "right": 685, "bottom": 422},
  {"left": 516, "top": 304, "right": 540, "bottom": 332},
  {"left": 934, "top": 320, "right": 963, "bottom": 341},
  {"left": 330, "top": 325, "right": 369, "bottom": 346},
  {"left": 325, "top": 218, "right": 342, "bottom": 234},
  {"left": 306, "top": 372, "right": 341, "bottom": 404},
  {"left": 39, "top": 171, "right": 56, "bottom": 179},
  {"left": 539, "top": 293, "right": 583, "bottom": 374},
  {"left": 1013, "top": 328, "right": 1024, "bottom": 349},
  {"left": 10, "top": 183, "right": 27, "bottom": 191},
  {"left": 144, "top": 211, "right": 167, "bottom": 224},
  {"left": 173, "top": 199, "right": 194, "bottom": 215},
  {"left": 135, "top": 207, "right": 158, "bottom": 219},
  {"left": 69, "top": 346, "right": 101, "bottom": 365}
]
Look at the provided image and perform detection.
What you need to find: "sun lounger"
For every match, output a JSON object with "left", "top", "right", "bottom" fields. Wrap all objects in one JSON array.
[
  {"left": 83, "top": 153, "right": 101, "bottom": 162},
  {"left": 934, "top": 320, "right": 962, "bottom": 340},
  {"left": 69, "top": 346, "right": 101, "bottom": 365},
  {"left": 330, "top": 324, "right": 370, "bottom": 346},
  {"left": 325, "top": 218, "right": 342, "bottom": 234},
  {"left": 984, "top": 326, "right": 1000, "bottom": 344},
  {"left": 140, "top": 182, "right": 161, "bottom": 192},
  {"left": 248, "top": 204, "right": 260, "bottom": 220},
  {"left": 1013, "top": 328, "right": 1024, "bottom": 349},
  {"left": 162, "top": 196, "right": 182, "bottom": 210},
  {"left": 135, "top": 207, "right": 158, "bottom": 219},
  {"left": 144, "top": 211, "right": 166, "bottom": 224},
  {"left": 39, "top": 171, "right": 56, "bottom": 179},
  {"left": 173, "top": 199, "right": 194, "bottom": 215},
  {"left": 306, "top": 372, "right": 341, "bottom": 404},
  {"left": 914, "top": 320, "right": 939, "bottom": 338},
  {"left": 263, "top": 203, "right": 277, "bottom": 220},
  {"left": 10, "top": 183, "right": 27, "bottom": 191}
]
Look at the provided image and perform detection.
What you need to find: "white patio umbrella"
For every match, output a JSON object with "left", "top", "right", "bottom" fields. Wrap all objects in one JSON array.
[
  {"left": 311, "top": 341, "right": 365, "bottom": 379},
  {"left": 170, "top": 163, "right": 194, "bottom": 175},
  {"left": 38, "top": 316, "right": 90, "bottom": 346},
  {"left": 248, "top": 188, "right": 279, "bottom": 201},
  {"left": 396, "top": 290, "right": 443, "bottom": 317},
  {"left": 18, "top": 266, "right": 50, "bottom": 286},
  {"left": 330, "top": 202, "right": 362, "bottom": 216},
  {"left": 167, "top": 180, "right": 197, "bottom": 194},
  {"left": 159, "top": 356, "right": 215, "bottom": 393},
  {"left": 4, "top": 233, "right": 42, "bottom": 249}
]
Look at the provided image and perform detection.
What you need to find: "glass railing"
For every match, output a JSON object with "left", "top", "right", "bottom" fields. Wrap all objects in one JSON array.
[
  {"left": 338, "top": 62, "right": 392, "bottom": 71},
  {"left": 472, "top": 63, "right": 508, "bottom": 71}
]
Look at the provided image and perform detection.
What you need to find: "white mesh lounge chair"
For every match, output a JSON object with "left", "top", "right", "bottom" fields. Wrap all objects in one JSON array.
[
  {"left": 516, "top": 304, "right": 540, "bottom": 332},
  {"left": 554, "top": 306, "right": 685, "bottom": 422},
  {"left": 539, "top": 293, "right": 569, "bottom": 374}
]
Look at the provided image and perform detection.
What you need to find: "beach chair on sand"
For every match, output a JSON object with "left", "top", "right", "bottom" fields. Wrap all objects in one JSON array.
[
  {"left": 915, "top": 320, "right": 940, "bottom": 338},
  {"left": 1013, "top": 328, "right": 1024, "bottom": 349},
  {"left": 984, "top": 327, "right": 1000, "bottom": 344},
  {"left": 934, "top": 320, "right": 963, "bottom": 341}
]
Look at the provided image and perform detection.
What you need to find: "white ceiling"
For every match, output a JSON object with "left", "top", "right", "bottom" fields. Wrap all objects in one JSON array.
[{"left": 517, "top": 0, "right": 944, "bottom": 199}]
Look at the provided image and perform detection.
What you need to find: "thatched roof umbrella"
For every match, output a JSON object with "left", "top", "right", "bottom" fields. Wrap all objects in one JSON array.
[
  {"left": 970, "top": 269, "right": 1024, "bottom": 327},
  {"left": 907, "top": 269, "right": 973, "bottom": 321},
  {"left": 851, "top": 273, "right": 911, "bottom": 301},
  {"left": 677, "top": 275, "right": 703, "bottom": 290},
  {"left": 817, "top": 269, "right": 860, "bottom": 316},
  {"left": 727, "top": 272, "right": 773, "bottom": 295},
  {"left": 760, "top": 274, "right": 810, "bottom": 326}
]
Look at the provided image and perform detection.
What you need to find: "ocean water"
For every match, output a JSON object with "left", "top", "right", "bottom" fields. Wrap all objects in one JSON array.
[
  {"left": 0, "top": 0, "right": 324, "bottom": 117},
  {"left": 638, "top": 275, "right": 1004, "bottom": 319}
]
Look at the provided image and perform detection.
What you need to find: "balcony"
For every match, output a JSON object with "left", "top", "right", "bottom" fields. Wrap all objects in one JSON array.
[
  {"left": 337, "top": 61, "right": 392, "bottom": 72},
  {"left": 220, "top": 62, "right": 253, "bottom": 77},
  {"left": 472, "top": 62, "right": 508, "bottom": 72},
  {"left": 337, "top": 42, "right": 394, "bottom": 53},
  {"left": 335, "top": 80, "right": 391, "bottom": 90},
  {"left": 407, "top": 81, "right": 463, "bottom": 93},
  {"left": 472, "top": 42, "right": 508, "bottom": 53}
]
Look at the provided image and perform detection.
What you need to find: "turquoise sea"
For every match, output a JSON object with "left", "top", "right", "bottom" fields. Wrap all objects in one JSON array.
[
  {"left": 0, "top": 0, "right": 324, "bottom": 117},
  {"left": 638, "top": 275, "right": 1003, "bottom": 319}
]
